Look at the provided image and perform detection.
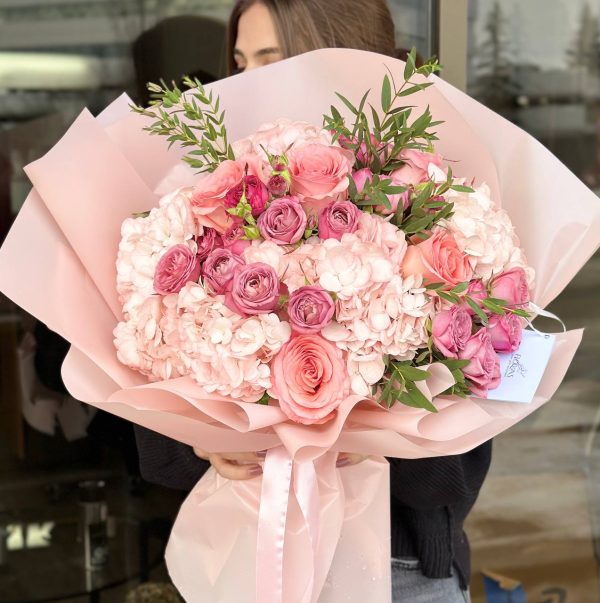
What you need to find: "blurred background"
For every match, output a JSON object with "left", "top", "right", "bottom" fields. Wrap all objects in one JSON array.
[{"left": 0, "top": 1, "right": 598, "bottom": 602}]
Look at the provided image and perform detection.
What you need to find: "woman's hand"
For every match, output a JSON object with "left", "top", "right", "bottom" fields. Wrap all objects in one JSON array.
[
  {"left": 336, "top": 453, "right": 370, "bottom": 468},
  {"left": 194, "top": 448, "right": 369, "bottom": 480},
  {"left": 194, "top": 448, "right": 265, "bottom": 480}
]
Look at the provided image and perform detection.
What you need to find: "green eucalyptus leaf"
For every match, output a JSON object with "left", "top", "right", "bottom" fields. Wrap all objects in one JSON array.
[{"left": 381, "top": 74, "right": 392, "bottom": 112}]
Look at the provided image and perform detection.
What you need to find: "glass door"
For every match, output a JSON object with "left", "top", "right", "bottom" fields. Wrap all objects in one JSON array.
[
  {"left": 465, "top": 2, "right": 600, "bottom": 602},
  {"left": 389, "top": 0, "right": 439, "bottom": 59}
]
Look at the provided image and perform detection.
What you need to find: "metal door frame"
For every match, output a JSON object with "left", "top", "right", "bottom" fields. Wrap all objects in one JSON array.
[{"left": 435, "top": 0, "right": 469, "bottom": 91}]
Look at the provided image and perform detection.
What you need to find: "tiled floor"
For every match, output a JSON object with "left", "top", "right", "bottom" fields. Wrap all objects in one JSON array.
[{"left": 467, "top": 252, "right": 600, "bottom": 601}]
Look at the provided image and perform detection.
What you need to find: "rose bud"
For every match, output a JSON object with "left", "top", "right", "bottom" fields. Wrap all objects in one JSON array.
[
  {"left": 352, "top": 168, "right": 373, "bottom": 194},
  {"left": 268, "top": 174, "right": 289, "bottom": 197},
  {"left": 225, "top": 175, "right": 269, "bottom": 217},
  {"left": 465, "top": 279, "right": 488, "bottom": 316}
]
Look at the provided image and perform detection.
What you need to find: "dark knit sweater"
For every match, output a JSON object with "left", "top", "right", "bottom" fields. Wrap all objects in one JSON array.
[{"left": 134, "top": 425, "right": 491, "bottom": 590}]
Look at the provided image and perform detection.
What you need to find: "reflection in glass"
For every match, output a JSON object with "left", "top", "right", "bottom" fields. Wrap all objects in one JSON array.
[{"left": 468, "top": 0, "right": 600, "bottom": 192}]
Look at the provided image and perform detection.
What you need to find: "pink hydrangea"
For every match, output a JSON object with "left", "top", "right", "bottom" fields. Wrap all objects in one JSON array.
[
  {"left": 279, "top": 241, "right": 326, "bottom": 293},
  {"left": 322, "top": 274, "right": 432, "bottom": 362},
  {"left": 442, "top": 183, "right": 535, "bottom": 286},
  {"left": 172, "top": 283, "right": 291, "bottom": 401},
  {"left": 242, "top": 240, "right": 286, "bottom": 276},
  {"left": 316, "top": 236, "right": 394, "bottom": 299},
  {"left": 346, "top": 351, "right": 386, "bottom": 397},
  {"left": 354, "top": 212, "right": 408, "bottom": 268},
  {"left": 116, "top": 190, "right": 198, "bottom": 313},
  {"left": 233, "top": 118, "right": 333, "bottom": 159},
  {"left": 113, "top": 295, "right": 187, "bottom": 382}
]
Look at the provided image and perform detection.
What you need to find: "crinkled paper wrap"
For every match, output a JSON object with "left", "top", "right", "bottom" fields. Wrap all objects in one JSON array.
[{"left": 0, "top": 49, "right": 598, "bottom": 602}]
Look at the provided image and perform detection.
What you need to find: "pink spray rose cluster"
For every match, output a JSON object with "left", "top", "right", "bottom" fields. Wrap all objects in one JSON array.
[
  {"left": 429, "top": 266, "right": 530, "bottom": 397},
  {"left": 115, "top": 111, "right": 535, "bottom": 422}
]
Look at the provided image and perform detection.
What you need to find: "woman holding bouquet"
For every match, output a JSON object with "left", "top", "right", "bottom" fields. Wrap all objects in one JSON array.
[{"left": 135, "top": 1, "right": 487, "bottom": 601}]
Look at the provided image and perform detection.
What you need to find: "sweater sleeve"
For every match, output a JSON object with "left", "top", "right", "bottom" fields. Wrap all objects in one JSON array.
[
  {"left": 134, "top": 424, "right": 210, "bottom": 491},
  {"left": 388, "top": 440, "right": 492, "bottom": 509},
  {"left": 133, "top": 420, "right": 492, "bottom": 505}
]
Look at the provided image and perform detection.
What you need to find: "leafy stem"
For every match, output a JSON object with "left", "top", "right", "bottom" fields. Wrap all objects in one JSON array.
[
  {"left": 130, "top": 76, "right": 235, "bottom": 173},
  {"left": 379, "top": 361, "right": 438, "bottom": 413}
]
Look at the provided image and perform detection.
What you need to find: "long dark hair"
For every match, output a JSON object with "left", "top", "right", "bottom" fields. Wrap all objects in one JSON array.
[{"left": 226, "top": 0, "right": 397, "bottom": 75}]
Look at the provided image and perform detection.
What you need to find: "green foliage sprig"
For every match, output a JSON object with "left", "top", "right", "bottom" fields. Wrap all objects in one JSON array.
[
  {"left": 379, "top": 361, "right": 437, "bottom": 412},
  {"left": 130, "top": 76, "right": 235, "bottom": 173},
  {"left": 424, "top": 281, "right": 531, "bottom": 325},
  {"left": 323, "top": 49, "right": 442, "bottom": 175}
]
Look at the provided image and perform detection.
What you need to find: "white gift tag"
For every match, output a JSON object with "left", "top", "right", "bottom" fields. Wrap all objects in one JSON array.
[{"left": 490, "top": 330, "right": 556, "bottom": 403}]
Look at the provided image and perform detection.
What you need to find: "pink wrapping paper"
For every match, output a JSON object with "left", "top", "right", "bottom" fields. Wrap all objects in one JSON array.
[{"left": 1, "top": 49, "right": 599, "bottom": 602}]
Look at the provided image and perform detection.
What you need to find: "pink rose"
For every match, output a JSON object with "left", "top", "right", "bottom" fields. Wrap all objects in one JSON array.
[
  {"left": 459, "top": 329, "right": 501, "bottom": 398},
  {"left": 225, "top": 175, "right": 269, "bottom": 217},
  {"left": 401, "top": 230, "right": 473, "bottom": 286},
  {"left": 258, "top": 196, "right": 307, "bottom": 245},
  {"left": 352, "top": 168, "right": 373, "bottom": 194},
  {"left": 196, "top": 228, "right": 223, "bottom": 262},
  {"left": 271, "top": 334, "right": 348, "bottom": 424},
  {"left": 225, "top": 262, "right": 280, "bottom": 316},
  {"left": 487, "top": 313, "right": 523, "bottom": 353},
  {"left": 154, "top": 244, "right": 201, "bottom": 295},
  {"left": 381, "top": 171, "right": 411, "bottom": 215},
  {"left": 289, "top": 144, "right": 355, "bottom": 200},
  {"left": 236, "top": 152, "right": 269, "bottom": 183},
  {"left": 339, "top": 133, "right": 388, "bottom": 166},
  {"left": 287, "top": 286, "right": 335, "bottom": 333},
  {"left": 490, "top": 268, "right": 530, "bottom": 308},
  {"left": 222, "top": 222, "right": 252, "bottom": 256},
  {"left": 190, "top": 160, "right": 244, "bottom": 233},
  {"left": 394, "top": 149, "right": 445, "bottom": 186},
  {"left": 318, "top": 199, "right": 361, "bottom": 241},
  {"left": 432, "top": 306, "right": 473, "bottom": 358},
  {"left": 203, "top": 248, "right": 245, "bottom": 294},
  {"left": 464, "top": 279, "right": 488, "bottom": 317}
]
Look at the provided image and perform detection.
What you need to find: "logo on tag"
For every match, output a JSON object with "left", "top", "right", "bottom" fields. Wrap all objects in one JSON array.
[
  {"left": 490, "top": 330, "right": 555, "bottom": 404},
  {"left": 504, "top": 353, "right": 527, "bottom": 380}
]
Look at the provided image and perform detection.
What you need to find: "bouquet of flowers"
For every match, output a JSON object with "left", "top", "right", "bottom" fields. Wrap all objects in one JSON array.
[
  {"left": 116, "top": 54, "right": 533, "bottom": 419},
  {"left": 1, "top": 49, "right": 598, "bottom": 603}
]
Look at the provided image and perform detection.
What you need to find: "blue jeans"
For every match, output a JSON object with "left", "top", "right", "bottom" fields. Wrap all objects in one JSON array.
[{"left": 392, "top": 558, "right": 470, "bottom": 603}]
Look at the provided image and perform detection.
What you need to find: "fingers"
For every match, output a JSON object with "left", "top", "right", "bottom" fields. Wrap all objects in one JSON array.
[
  {"left": 204, "top": 450, "right": 366, "bottom": 478},
  {"left": 218, "top": 451, "right": 267, "bottom": 463},
  {"left": 193, "top": 447, "right": 209, "bottom": 460},
  {"left": 336, "top": 453, "right": 370, "bottom": 468},
  {"left": 208, "top": 452, "right": 265, "bottom": 481}
]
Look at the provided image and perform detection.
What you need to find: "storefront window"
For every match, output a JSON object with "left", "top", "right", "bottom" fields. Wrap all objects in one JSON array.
[
  {"left": 466, "top": 2, "right": 600, "bottom": 601},
  {"left": 468, "top": 0, "right": 600, "bottom": 193}
]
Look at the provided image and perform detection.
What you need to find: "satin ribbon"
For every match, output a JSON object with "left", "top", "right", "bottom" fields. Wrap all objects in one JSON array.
[
  {"left": 256, "top": 446, "right": 322, "bottom": 603},
  {"left": 293, "top": 459, "right": 320, "bottom": 603},
  {"left": 527, "top": 302, "right": 567, "bottom": 333}
]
